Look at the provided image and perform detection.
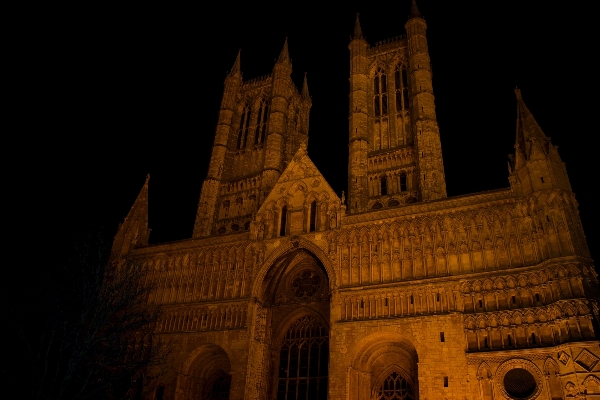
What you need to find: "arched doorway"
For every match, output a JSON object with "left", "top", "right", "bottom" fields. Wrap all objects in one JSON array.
[
  {"left": 175, "top": 344, "right": 231, "bottom": 400},
  {"left": 258, "top": 249, "right": 331, "bottom": 400}
]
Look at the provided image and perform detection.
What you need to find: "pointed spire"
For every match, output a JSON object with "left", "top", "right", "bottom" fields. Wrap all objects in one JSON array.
[
  {"left": 410, "top": 0, "right": 422, "bottom": 18},
  {"left": 515, "top": 87, "right": 548, "bottom": 153},
  {"left": 353, "top": 13, "right": 364, "bottom": 39},
  {"left": 112, "top": 175, "right": 150, "bottom": 256},
  {"left": 277, "top": 37, "right": 290, "bottom": 64},
  {"left": 229, "top": 49, "right": 241, "bottom": 76},
  {"left": 302, "top": 72, "right": 310, "bottom": 98}
]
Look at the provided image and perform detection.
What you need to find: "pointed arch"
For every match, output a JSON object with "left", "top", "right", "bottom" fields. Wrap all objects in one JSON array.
[{"left": 237, "top": 103, "right": 251, "bottom": 149}]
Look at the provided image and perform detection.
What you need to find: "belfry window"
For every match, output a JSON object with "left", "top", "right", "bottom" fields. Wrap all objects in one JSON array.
[
  {"left": 381, "top": 176, "right": 388, "bottom": 196},
  {"left": 255, "top": 98, "right": 269, "bottom": 144},
  {"left": 280, "top": 205, "right": 288, "bottom": 237},
  {"left": 394, "top": 65, "right": 410, "bottom": 111},
  {"left": 400, "top": 172, "right": 408, "bottom": 192},
  {"left": 237, "top": 104, "right": 251, "bottom": 149},
  {"left": 277, "top": 315, "right": 329, "bottom": 400},
  {"left": 309, "top": 201, "right": 317, "bottom": 232},
  {"left": 374, "top": 68, "right": 388, "bottom": 117}
]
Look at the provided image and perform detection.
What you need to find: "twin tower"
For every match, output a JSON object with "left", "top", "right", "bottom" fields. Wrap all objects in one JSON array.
[{"left": 192, "top": 3, "right": 446, "bottom": 238}]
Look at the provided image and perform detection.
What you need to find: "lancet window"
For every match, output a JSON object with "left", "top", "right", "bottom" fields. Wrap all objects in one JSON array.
[
  {"left": 309, "top": 201, "right": 317, "bottom": 232},
  {"left": 381, "top": 176, "right": 388, "bottom": 196},
  {"left": 237, "top": 104, "right": 251, "bottom": 149},
  {"left": 374, "top": 68, "right": 388, "bottom": 117},
  {"left": 394, "top": 65, "right": 410, "bottom": 111},
  {"left": 276, "top": 315, "right": 329, "bottom": 400},
  {"left": 400, "top": 172, "right": 408, "bottom": 192},
  {"left": 280, "top": 205, "right": 288, "bottom": 237},
  {"left": 254, "top": 98, "right": 269, "bottom": 145}
]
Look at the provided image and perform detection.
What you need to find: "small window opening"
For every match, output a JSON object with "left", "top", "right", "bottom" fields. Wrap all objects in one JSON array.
[
  {"left": 360, "top": 300, "right": 364, "bottom": 309},
  {"left": 155, "top": 387, "right": 165, "bottom": 400},
  {"left": 535, "top": 293, "right": 540, "bottom": 302},
  {"left": 443, "top": 377, "right": 448, "bottom": 387},
  {"left": 531, "top": 333, "right": 536, "bottom": 344},
  {"left": 385, "top": 298, "right": 389, "bottom": 306},
  {"left": 309, "top": 200, "right": 317, "bottom": 232},
  {"left": 374, "top": 245, "right": 378, "bottom": 252},
  {"left": 400, "top": 172, "right": 407, "bottom": 192},
  {"left": 511, "top": 296, "right": 516, "bottom": 304},
  {"left": 381, "top": 176, "right": 388, "bottom": 196},
  {"left": 507, "top": 334, "right": 513, "bottom": 346},
  {"left": 546, "top": 215, "right": 550, "bottom": 223},
  {"left": 478, "top": 299, "right": 483, "bottom": 308},
  {"left": 436, "top": 293, "right": 441, "bottom": 302},
  {"left": 410, "top": 295, "right": 414, "bottom": 305},
  {"left": 279, "top": 206, "right": 287, "bottom": 237},
  {"left": 540, "top": 176, "right": 545, "bottom": 183},
  {"left": 484, "top": 337, "right": 489, "bottom": 348},
  {"left": 440, "top": 332, "right": 445, "bottom": 342}
]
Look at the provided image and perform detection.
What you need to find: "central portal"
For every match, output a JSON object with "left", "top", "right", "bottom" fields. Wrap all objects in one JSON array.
[{"left": 261, "top": 249, "right": 331, "bottom": 400}]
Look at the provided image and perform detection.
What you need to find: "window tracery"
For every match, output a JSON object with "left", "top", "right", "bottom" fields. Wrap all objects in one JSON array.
[
  {"left": 276, "top": 315, "right": 328, "bottom": 400},
  {"left": 394, "top": 65, "right": 410, "bottom": 112},
  {"left": 255, "top": 98, "right": 269, "bottom": 145},
  {"left": 237, "top": 104, "right": 251, "bottom": 149},
  {"left": 376, "top": 371, "right": 415, "bottom": 400},
  {"left": 374, "top": 68, "right": 388, "bottom": 117}
]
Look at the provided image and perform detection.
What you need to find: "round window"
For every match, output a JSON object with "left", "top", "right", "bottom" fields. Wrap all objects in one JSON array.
[{"left": 503, "top": 368, "right": 537, "bottom": 399}]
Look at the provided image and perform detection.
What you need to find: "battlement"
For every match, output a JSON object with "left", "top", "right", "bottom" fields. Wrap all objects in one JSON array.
[{"left": 368, "top": 35, "right": 407, "bottom": 55}]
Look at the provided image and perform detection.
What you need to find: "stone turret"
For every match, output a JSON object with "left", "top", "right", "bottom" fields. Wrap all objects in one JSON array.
[
  {"left": 405, "top": 0, "right": 447, "bottom": 201},
  {"left": 112, "top": 175, "right": 150, "bottom": 257},
  {"left": 348, "top": 14, "right": 370, "bottom": 213},
  {"left": 509, "top": 88, "right": 572, "bottom": 196}
]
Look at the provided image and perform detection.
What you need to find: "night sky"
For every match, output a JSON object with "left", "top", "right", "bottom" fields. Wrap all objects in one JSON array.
[{"left": 40, "top": 1, "right": 598, "bottom": 265}]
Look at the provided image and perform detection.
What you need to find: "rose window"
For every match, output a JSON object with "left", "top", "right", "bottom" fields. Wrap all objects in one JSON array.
[{"left": 291, "top": 270, "right": 321, "bottom": 298}]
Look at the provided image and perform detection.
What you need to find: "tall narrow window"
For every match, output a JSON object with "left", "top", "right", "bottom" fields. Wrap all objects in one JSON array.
[
  {"left": 394, "top": 65, "right": 410, "bottom": 111},
  {"left": 309, "top": 201, "right": 317, "bottom": 232},
  {"left": 400, "top": 172, "right": 408, "bottom": 192},
  {"left": 237, "top": 104, "right": 251, "bottom": 149},
  {"left": 280, "top": 206, "right": 288, "bottom": 237},
  {"left": 255, "top": 98, "right": 269, "bottom": 144},
  {"left": 374, "top": 68, "right": 388, "bottom": 117},
  {"left": 277, "top": 316, "right": 328, "bottom": 400},
  {"left": 155, "top": 386, "right": 164, "bottom": 400},
  {"left": 381, "top": 176, "right": 388, "bottom": 196}
]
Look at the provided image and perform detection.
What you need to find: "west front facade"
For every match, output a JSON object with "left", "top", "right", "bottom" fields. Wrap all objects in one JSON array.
[{"left": 112, "top": 3, "right": 600, "bottom": 399}]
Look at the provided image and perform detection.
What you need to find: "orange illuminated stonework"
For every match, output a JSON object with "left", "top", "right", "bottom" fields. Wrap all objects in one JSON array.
[{"left": 112, "top": 3, "right": 599, "bottom": 399}]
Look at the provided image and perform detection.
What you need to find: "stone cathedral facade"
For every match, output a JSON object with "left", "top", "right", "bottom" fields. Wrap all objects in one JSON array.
[{"left": 112, "top": 3, "right": 600, "bottom": 400}]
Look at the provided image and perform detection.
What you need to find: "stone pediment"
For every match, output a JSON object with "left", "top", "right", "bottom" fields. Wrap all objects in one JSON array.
[{"left": 253, "top": 145, "right": 344, "bottom": 237}]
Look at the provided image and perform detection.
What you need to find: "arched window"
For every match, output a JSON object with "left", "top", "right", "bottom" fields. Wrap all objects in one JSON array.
[
  {"left": 381, "top": 176, "right": 388, "bottom": 196},
  {"left": 237, "top": 104, "right": 251, "bottom": 149},
  {"left": 400, "top": 172, "right": 407, "bottom": 192},
  {"left": 254, "top": 99, "right": 269, "bottom": 144},
  {"left": 222, "top": 200, "right": 230, "bottom": 219},
  {"left": 276, "top": 315, "right": 328, "bottom": 400},
  {"left": 309, "top": 201, "right": 317, "bottom": 232},
  {"left": 374, "top": 68, "right": 388, "bottom": 117},
  {"left": 376, "top": 371, "right": 415, "bottom": 400},
  {"left": 394, "top": 65, "right": 410, "bottom": 112},
  {"left": 372, "top": 202, "right": 383, "bottom": 210},
  {"left": 280, "top": 206, "right": 288, "bottom": 237},
  {"left": 206, "top": 372, "right": 231, "bottom": 400}
]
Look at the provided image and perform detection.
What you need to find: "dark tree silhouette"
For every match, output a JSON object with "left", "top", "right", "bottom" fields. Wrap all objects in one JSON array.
[{"left": 3, "top": 230, "right": 167, "bottom": 400}]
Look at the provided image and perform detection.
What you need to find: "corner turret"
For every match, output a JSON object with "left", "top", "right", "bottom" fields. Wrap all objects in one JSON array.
[
  {"left": 509, "top": 88, "right": 572, "bottom": 195},
  {"left": 112, "top": 175, "right": 150, "bottom": 257}
]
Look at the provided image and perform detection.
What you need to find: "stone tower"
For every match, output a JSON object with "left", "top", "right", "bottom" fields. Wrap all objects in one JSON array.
[
  {"left": 192, "top": 41, "right": 312, "bottom": 238},
  {"left": 348, "top": 2, "right": 446, "bottom": 214}
]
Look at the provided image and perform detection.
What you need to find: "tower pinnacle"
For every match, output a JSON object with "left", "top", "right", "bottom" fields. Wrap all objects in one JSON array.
[
  {"left": 410, "top": 0, "right": 422, "bottom": 18},
  {"left": 229, "top": 49, "right": 241, "bottom": 76},
  {"left": 353, "top": 13, "right": 364, "bottom": 39},
  {"left": 302, "top": 73, "right": 310, "bottom": 98},
  {"left": 277, "top": 37, "right": 290, "bottom": 64}
]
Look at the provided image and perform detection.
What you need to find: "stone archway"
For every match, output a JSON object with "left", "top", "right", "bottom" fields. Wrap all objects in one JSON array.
[
  {"left": 349, "top": 333, "right": 419, "bottom": 400},
  {"left": 175, "top": 344, "right": 231, "bottom": 400}
]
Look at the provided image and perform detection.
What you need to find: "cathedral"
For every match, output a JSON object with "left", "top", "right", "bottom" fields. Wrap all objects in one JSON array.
[{"left": 112, "top": 2, "right": 600, "bottom": 399}]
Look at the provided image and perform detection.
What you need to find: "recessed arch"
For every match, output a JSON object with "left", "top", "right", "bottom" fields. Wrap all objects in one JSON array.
[{"left": 176, "top": 344, "right": 232, "bottom": 400}]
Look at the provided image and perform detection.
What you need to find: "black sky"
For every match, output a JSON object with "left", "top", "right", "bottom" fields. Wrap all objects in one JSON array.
[{"left": 38, "top": 1, "right": 598, "bottom": 264}]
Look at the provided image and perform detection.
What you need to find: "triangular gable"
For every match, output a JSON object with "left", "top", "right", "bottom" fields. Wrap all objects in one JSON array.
[{"left": 255, "top": 145, "right": 343, "bottom": 236}]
